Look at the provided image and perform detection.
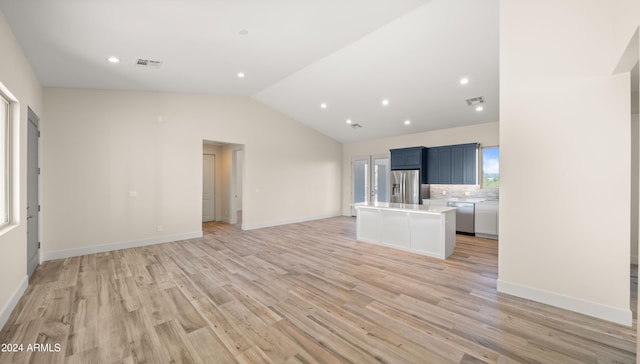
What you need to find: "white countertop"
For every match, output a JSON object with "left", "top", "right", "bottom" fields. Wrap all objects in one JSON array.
[
  {"left": 354, "top": 202, "right": 456, "bottom": 214},
  {"left": 429, "top": 197, "right": 500, "bottom": 203},
  {"left": 428, "top": 197, "right": 488, "bottom": 203}
]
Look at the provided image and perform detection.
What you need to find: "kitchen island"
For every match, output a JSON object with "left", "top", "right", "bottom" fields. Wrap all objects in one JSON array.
[{"left": 355, "top": 202, "right": 457, "bottom": 259}]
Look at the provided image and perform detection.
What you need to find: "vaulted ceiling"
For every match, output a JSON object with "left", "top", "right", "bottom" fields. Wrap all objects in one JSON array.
[{"left": 0, "top": 0, "right": 499, "bottom": 143}]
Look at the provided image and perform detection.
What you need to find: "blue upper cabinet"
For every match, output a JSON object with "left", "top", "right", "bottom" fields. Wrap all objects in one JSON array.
[
  {"left": 390, "top": 147, "right": 428, "bottom": 181},
  {"left": 426, "top": 143, "right": 478, "bottom": 185}
]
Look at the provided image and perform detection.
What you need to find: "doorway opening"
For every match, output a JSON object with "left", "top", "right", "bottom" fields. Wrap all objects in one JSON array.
[
  {"left": 630, "top": 60, "right": 639, "bottom": 322},
  {"left": 231, "top": 149, "right": 244, "bottom": 225},
  {"left": 613, "top": 27, "right": 639, "bottom": 325},
  {"left": 202, "top": 140, "right": 244, "bottom": 228},
  {"left": 27, "top": 108, "right": 40, "bottom": 277},
  {"left": 202, "top": 153, "right": 215, "bottom": 222}
]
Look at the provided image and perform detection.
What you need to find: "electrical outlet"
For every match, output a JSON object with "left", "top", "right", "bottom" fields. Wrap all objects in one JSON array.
[{"left": 157, "top": 225, "right": 163, "bottom": 232}]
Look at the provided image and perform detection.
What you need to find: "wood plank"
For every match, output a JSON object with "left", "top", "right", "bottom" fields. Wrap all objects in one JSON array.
[
  {"left": 154, "top": 320, "right": 202, "bottom": 364},
  {"left": 163, "top": 286, "right": 208, "bottom": 334},
  {"left": 122, "top": 309, "right": 172, "bottom": 363},
  {"left": 0, "top": 217, "right": 634, "bottom": 364},
  {"left": 187, "top": 326, "right": 236, "bottom": 364}
]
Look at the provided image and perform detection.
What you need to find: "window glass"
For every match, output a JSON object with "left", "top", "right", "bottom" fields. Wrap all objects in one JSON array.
[{"left": 482, "top": 146, "right": 499, "bottom": 188}]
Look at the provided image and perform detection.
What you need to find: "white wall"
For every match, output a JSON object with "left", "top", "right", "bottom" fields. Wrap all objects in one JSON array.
[
  {"left": 42, "top": 88, "right": 342, "bottom": 258},
  {"left": 0, "top": 11, "right": 43, "bottom": 328},
  {"left": 342, "top": 122, "right": 499, "bottom": 215},
  {"left": 499, "top": 0, "right": 637, "bottom": 325}
]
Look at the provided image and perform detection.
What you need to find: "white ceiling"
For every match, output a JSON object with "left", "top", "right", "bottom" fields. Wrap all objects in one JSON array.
[{"left": 0, "top": 0, "right": 499, "bottom": 143}]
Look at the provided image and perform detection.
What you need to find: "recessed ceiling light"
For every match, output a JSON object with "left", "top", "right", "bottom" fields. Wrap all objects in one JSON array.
[
  {"left": 237, "top": 72, "right": 245, "bottom": 78},
  {"left": 404, "top": 120, "right": 411, "bottom": 125},
  {"left": 108, "top": 56, "right": 120, "bottom": 63},
  {"left": 460, "top": 77, "right": 469, "bottom": 85},
  {"left": 381, "top": 99, "right": 389, "bottom": 106},
  {"left": 320, "top": 103, "right": 327, "bottom": 109},
  {"left": 476, "top": 106, "right": 484, "bottom": 112},
  {"left": 346, "top": 119, "right": 353, "bottom": 124}
]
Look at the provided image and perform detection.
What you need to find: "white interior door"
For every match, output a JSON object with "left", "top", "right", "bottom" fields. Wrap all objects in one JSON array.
[
  {"left": 352, "top": 155, "right": 390, "bottom": 216},
  {"left": 202, "top": 154, "right": 215, "bottom": 222}
]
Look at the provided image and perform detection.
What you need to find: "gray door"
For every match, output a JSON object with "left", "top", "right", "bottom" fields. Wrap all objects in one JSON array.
[{"left": 27, "top": 108, "right": 39, "bottom": 277}]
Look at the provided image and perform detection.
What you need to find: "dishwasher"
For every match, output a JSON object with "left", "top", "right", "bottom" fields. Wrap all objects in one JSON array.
[{"left": 447, "top": 201, "right": 475, "bottom": 234}]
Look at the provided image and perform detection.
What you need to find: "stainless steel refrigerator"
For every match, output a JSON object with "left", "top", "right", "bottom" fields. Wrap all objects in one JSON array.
[{"left": 390, "top": 170, "right": 423, "bottom": 204}]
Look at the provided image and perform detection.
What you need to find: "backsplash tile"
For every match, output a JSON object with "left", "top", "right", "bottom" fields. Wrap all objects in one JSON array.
[{"left": 429, "top": 184, "right": 499, "bottom": 200}]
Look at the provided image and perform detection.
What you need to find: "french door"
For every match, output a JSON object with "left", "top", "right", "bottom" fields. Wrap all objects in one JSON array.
[{"left": 351, "top": 154, "right": 390, "bottom": 216}]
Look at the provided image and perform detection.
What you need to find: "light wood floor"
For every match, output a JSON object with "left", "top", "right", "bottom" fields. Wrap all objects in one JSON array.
[{"left": 0, "top": 217, "right": 636, "bottom": 363}]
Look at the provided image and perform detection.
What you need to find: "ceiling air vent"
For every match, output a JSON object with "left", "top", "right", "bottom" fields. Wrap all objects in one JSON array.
[
  {"left": 135, "top": 59, "right": 163, "bottom": 69},
  {"left": 465, "top": 96, "right": 485, "bottom": 106}
]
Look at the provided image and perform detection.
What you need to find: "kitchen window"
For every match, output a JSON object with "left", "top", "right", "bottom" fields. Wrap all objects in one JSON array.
[
  {"left": 0, "top": 83, "right": 17, "bottom": 233},
  {"left": 482, "top": 146, "right": 499, "bottom": 188}
]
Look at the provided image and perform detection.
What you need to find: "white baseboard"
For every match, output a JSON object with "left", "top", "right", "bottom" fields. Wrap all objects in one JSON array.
[
  {"left": 497, "top": 279, "right": 632, "bottom": 326},
  {"left": 242, "top": 213, "right": 341, "bottom": 230},
  {"left": 0, "top": 275, "right": 28, "bottom": 331},
  {"left": 41, "top": 231, "right": 203, "bottom": 261}
]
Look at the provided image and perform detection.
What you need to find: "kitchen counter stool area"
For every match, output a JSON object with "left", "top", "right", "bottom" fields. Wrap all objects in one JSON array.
[{"left": 355, "top": 202, "right": 457, "bottom": 259}]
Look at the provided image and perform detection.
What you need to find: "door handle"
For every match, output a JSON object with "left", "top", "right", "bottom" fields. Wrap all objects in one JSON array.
[{"left": 27, "top": 215, "right": 33, "bottom": 219}]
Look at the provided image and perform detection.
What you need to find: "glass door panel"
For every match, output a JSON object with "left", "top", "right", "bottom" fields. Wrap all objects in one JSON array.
[
  {"left": 373, "top": 155, "right": 390, "bottom": 203},
  {"left": 352, "top": 157, "right": 369, "bottom": 216}
]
